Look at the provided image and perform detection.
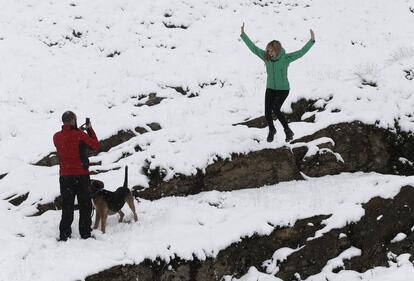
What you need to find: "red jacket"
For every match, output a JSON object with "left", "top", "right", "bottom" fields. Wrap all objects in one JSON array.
[{"left": 53, "top": 125, "right": 99, "bottom": 176}]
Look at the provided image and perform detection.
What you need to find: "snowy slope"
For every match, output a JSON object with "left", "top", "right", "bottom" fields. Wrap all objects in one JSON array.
[
  {"left": 0, "top": 0, "right": 414, "bottom": 280},
  {"left": 1, "top": 173, "right": 414, "bottom": 281},
  {"left": 1, "top": 0, "right": 414, "bottom": 196}
]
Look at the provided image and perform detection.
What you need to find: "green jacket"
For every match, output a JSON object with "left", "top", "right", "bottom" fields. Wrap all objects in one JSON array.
[{"left": 241, "top": 32, "right": 315, "bottom": 90}]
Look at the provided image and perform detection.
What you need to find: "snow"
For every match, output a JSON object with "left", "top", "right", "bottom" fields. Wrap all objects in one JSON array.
[
  {"left": 263, "top": 246, "right": 304, "bottom": 275},
  {"left": 1, "top": 0, "right": 414, "bottom": 280},
  {"left": 1, "top": 173, "right": 414, "bottom": 281},
  {"left": 321, "top": 247, "right": 362, "bottom": 273},
  {"left": 399, "top": 158, "right": 413, "bottom": 166},
  {"left": 309, "top": 202, "right": 365, "bottom": 240},
  {"left": 1, "top": 0, "right": 414, "bottom": 193},
  {"left": 233, "top": 251, "right": 414, "bottom": 281},
  {"left": 223, "top": 267, "right": 283, "bottom": 281},
  {"left": 302, "top": 253, "right": 414, "bottom": 281},
  {"left": 391, "top": 233, "right": 408, "bottom": 243}
]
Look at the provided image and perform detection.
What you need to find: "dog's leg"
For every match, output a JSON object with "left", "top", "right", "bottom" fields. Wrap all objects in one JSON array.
[
  {"left": 101, "top": 207, "right": 109, "bottom": 234},
  {"left": 126, "top": 193, "right": 138, "bottom": 222},
  {"left": 93, "top": 209, "right": 100, "bottom": 230},
  {"left": 118, "top": 210, "right": 125, "bottom": 223}
]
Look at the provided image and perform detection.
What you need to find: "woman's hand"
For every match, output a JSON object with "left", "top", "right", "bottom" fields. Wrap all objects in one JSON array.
[
  {"left": 241, "top": 23, "right": 245, "bottom": 34},
  {"left": 310, "top": 29, "right": 315, "bottom": 41}
]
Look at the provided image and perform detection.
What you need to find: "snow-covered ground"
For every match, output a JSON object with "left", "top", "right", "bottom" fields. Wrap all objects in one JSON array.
[
  {"left": 1, "top": 173, "right": 414, "bottom": 281},
  {"left": 1, "top": 0, "right": 414, "bottom": 280},
  {"left": 1, "top": 0, "right": 414, "bottom": 191},
  {"left": 227, "top": 254, "right": 414, "bottom": 281}
]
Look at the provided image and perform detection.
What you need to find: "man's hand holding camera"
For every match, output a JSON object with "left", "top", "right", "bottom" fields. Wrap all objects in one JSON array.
[{"left": 80, "top": 118, "right": 92, "bottom": 131}]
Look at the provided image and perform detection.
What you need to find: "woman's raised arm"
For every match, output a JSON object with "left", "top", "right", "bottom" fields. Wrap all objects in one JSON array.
[
  {"left": 240, "top": 23, "right": 266, "bottom": 60},
  {"left": 286, "top": 29, "right": 316, "bottom": 63}
]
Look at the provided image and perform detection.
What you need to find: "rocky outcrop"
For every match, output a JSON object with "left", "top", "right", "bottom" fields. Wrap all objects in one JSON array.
[
  {"left": 292, "top": 122, "right": 411, "bottom": 177},
  {"left": 345, "top": 185, "right": 414, "bottom": 272},
  {"left": 134, "top": 121, "right": 414, "bottom": 200},
  {"left": 8, "top": 117, "right": 414, "bottom": 280},
  {"left": 34, "top": 129, "right": 138, "bottom": 167},
  {"left": 135, "top": 93, "right": 166, "bottom": 107},
  {"left": 135, "top": 148, "right": 301, "bottom": 200},
  {"left": 86, "top": 185, "right": 414, "bottom": 281},
  {"left": 34, "top": 152, "right": 60, "bottom": 167},
  {"left": 276, "top": 185, "right": 414, "bottom": 280},
  {"left": 34, "top": 124, "right": 160, "bottom": 167},
  {"left": 22, "top": 121, "right": 414, "bottom": 214},
  {"left": 97, "top": 129, "right": 137, "bottom": 154},
  {"left": 234, "top": 98, "right": 323, "bottom": 128},
  {"left": 86, "top": 215, "right": 329, "bottom": 281},
  {"left": 7, "top": 192, "right": 29, "bottom": 206},
  {"left": 34, "top": 197, "right": 62, "bottom": 216}
]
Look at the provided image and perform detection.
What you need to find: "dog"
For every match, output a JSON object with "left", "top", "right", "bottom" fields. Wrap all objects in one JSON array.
[{"left": 89, "top": 166, "right": 138, "bottom": 233}]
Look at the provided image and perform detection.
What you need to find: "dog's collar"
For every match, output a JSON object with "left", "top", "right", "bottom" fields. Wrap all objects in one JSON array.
[{"left": 91, "top": 189, "right": 103, "bottom": 199}]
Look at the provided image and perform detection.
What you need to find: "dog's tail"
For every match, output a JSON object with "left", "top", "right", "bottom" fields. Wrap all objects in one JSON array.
[{"left": 123, "top": 166, "right": 128, "bottom": 188}]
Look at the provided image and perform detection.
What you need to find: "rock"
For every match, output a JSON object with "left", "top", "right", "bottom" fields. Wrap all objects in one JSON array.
[
  {"left": 147, "top": 122, "right": 162, "bottom": 131},
  {"left": 27, "top": 121, "right": 414, "bottom": 214},
  {"left": 29, "top": 121, "right": 414, "bottom": 213},
  {"left": 147, "top": 94, "right": 165, "bottom": 107},
  {"left": 299, "top": 149, "right": 345, "bottom": 177},
  {"left": 234, "top": 98, "right": 321, "bottom": 128},
  {"left": 203, "top": 148, "right": 301, "bottom": 192},
  {"left": 276, "top": 228, "right": 351, "bottom": 280},
  {"left": 85, "top": 215, "right": 328, "bottom": 281},
  {"left": 34, "top": 152, "right": 59, "bottom": 167},
  {"left": 136, "top": 122, "right": 414, "bottom": 200},
  {"left": 97, "top": 130, "right": 137, "bottom": 154},
  {"left": 34, "top": 129, "right": 138, "bottom": 167},
  {"left": 8, "top": 192, "right": 29, "bottom": 206},
  {"left": 235, "top": 116, "right": 268, "bottom": 129},
  {"left": 135, "top": 126, "right": 149, "bottom": 134},
  {"left": 345, "top": 186, "right": 414, "bottom": 272},
  {"left": 87, "top": 186, "right": 414, "bottom": 281},
  {"left": 294, "top": 121, "right": 414, "bottom": 177},
  {"left": 167, "top": 86, "right": 189, "bottom": 96},
  {"left": 0, "top": 173, "right": 8, "bottom": 180},
  {"left": 285, "top": 98, "right": 321, "bottom": 123},
  {"left": 33, "top": 197, "right": 62, "bottom": 216},
  {"left": 137, "top": 166, "right": 204, "bottom": 200},
  {"left": 135, "top": 93, "right": 166, "bottom": 107},
  {"left": 86, "top": 264, "right": 152, "bottom": 281},
  {"left": 135, "top": 148, "right": 301, "bottom": 200}
]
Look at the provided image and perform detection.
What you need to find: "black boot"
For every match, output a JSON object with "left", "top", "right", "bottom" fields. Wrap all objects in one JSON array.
[
  {"left": 57, "top": 235, "right": 71, "bottom": 242},
  {"left": 267, "top": 128, "right": 276, "bottom": 142},
  {"left": 285, "top": 128, "right": 294, "bottom": 142}
]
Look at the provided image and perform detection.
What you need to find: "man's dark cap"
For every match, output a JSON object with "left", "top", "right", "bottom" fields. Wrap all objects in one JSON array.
[{"left": 62, "top": 111, "right": 76, "bottom": 123}]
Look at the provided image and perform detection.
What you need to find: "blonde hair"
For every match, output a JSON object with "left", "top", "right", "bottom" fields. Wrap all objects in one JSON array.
[{"left": 264, "top": 40, "right": 282, "bottom": 61}]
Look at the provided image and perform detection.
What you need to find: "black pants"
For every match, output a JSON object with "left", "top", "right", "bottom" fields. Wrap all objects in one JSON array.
[
  {"left": 59, "top": 175, "right": 92, "bottom": 239},
  {"left": 265, "top": 88, "right": 290, "bottom": 131}
]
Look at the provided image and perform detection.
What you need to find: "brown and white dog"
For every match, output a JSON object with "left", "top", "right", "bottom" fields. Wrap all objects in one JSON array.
[{"left": 90, "top": 166, "right": 138, "bottom": 233}]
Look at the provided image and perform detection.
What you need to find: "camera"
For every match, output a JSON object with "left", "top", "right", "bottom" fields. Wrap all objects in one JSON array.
[{"left": 80, "top": 118, "right": 91, "bottom": 131}]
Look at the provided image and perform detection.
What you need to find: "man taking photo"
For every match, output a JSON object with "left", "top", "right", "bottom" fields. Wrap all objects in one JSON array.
[{"left": 53, "top": 111, "right": 99, "bottom": 241}]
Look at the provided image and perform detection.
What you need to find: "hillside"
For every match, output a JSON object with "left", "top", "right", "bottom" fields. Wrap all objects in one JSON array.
[{"left": 1, "top": 0, "right": 414, "bottom": 280}]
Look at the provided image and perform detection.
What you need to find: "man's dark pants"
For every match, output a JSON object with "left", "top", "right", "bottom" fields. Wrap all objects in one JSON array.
[{"left": 59, "top": 175, "right": 92, "bottom": 240}]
